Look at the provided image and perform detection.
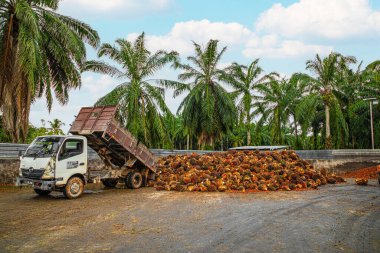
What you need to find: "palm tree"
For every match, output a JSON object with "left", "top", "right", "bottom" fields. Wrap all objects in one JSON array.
[
  {"left": 84, "top": 33, "right": 178, "bottom": 147},
  {"left": 253, "top": 74, "right": 310, "bottom": 148},
  {"left": 0, "top": 0, "right": 99, "bottom": 142},
  {"left": 253, "top": 76, "right": 293, "bottom": 145},
  {"left": 305, "top": 52, "right": 356, "bottom": 148},
  {"left": 48, "top": 119, "right": 64, "bottom": 135},
  {"left": 222, "top": 59, "right": 270, "bottom": 145},
  {"left": 342, "top": 60, "right": 380, "bottom": 148},
  {"left": 161, "top": 40, "right": 236, "bottom": 149},
  {"left": 162, "top": 114, "right": 188, "bottom": 149},
  {"left": 286, "top": 73, "right": 310, "bottom": 148}
]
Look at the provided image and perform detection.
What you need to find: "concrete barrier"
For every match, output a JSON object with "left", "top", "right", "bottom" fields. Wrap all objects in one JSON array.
[{"left": 1, "top": 143, "right": 379, "bottom": 160}]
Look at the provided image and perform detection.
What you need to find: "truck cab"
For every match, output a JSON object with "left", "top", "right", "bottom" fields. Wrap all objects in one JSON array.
[
  {"left": 17, "top": 105, "right": 157, "bottom": 199},
  {"left": 18, "top": 135, "right": 88, "bottom": 199}
]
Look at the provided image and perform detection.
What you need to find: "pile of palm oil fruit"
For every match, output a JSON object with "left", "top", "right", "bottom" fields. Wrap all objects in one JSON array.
[{"left": 153, "top": 150, "right": 345, "bottom": 192}]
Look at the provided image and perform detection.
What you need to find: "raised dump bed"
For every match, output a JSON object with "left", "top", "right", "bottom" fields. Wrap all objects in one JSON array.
[{"left": 69, "top": 106, "right": 156, "bottom": 174}]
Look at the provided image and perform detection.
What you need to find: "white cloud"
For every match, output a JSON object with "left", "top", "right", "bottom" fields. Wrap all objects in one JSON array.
[
  {"left": 82, "top": 74, "right": 118, "bottom": 100},
  {"left": 127, "top": 19, "right": 254, "bottom": 55},
  {"left": 255, "top": 0, "right": 380, "bottom": 39},
  {"left": 59, "top": 0, "right": 173, "bottom": 18},
  {"left": 243, "top": 35, "right": 332, "bottom": 58},
  {"left": 29, "top": 74, "right": 119, "bottom": 132},
  {"left": 127, "top": 19, "right": 332, "bottom": 59},
  {"left": 30, "top": 99, "right": 84, "bottom": 133}
]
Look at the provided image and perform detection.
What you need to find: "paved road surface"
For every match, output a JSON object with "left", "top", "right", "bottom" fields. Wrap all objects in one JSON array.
[{"left": 0, "top": 180, "right": 379, "bottom": 253}]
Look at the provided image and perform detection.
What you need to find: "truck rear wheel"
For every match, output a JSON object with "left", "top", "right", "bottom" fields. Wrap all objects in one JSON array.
[
  {"left": 64, "top": 177, "right": 84, "bottom": 199},
  {"left": 125, "top": 171, "right": 143, "bottom": 189},
  {"left": 101, "top": 179, "right": 118, "bottom": 188},
  {"left": 34, "top": 189, "right": 51, "bottom": 196}
]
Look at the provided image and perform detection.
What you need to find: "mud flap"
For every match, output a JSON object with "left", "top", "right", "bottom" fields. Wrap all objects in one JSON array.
[{"left": 142, "top": 168, "right": 149, "bottom": 187}]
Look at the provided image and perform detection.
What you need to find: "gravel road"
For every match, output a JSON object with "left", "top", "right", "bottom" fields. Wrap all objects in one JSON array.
[{"left": 0, "top": 180, "right": 379, "bottom": 253}]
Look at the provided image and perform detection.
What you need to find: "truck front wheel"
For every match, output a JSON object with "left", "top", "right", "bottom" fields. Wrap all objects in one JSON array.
[
  {"left": 64, "top": 177, "right": 84, "bottom": 199},
  {"left": 125, "top": 171, "right": 143, "bottom": 189},
  {"left": 34, "top": 189, "right": 51, "bottom": 196}
]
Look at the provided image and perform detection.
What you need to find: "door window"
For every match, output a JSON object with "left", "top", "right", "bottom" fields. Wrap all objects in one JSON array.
[{"left": 58, "top": 139, "right": 83, "bottom": 160}]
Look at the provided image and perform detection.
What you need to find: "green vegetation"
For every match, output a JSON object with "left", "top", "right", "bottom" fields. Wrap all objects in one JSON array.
[
  {"left": 0, "top": 0, "right": 99, "bottom": 142},
  {"left": 90, "top": 37, "right": 379, "bottom": 150},
  {"left": 84, "top": 33, "right": 178, "bottom": 147},
  {"left": 162, "top": 40, "right": 236, "bottom": 149},
  {"left": 223, "top": 59, "right": 273, "bottom": 146},
  {"left": 0, "top": 118, "right": 65, "bottom": 143},
  {"left": 0, "top": 1, "right": 378, "bottom": 150}
]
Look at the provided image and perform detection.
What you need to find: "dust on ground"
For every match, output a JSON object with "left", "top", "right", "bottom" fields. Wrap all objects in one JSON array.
[{"left": 0, "top": 180, "right": 379, "bottom": 253}]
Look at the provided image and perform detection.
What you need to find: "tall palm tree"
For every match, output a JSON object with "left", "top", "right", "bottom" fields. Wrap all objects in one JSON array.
[
  {"left": 222, "top": 59, "right": 270, "bottom": 145},
  {"left": 286, "top": 73, "right": 310, "bottom": 148},
  {"left": 253, "top": 76, "right": 294, "bottom": 145},
  {"left": 305, "top": 52, "right": 356, "bottom": 148},
  {"left": 0, "top": 0, "right": 99, "bottom": 142},
  {"left": 161, "top": 40, "right": 236, "bottom": 149},
  {"left": 84, "top": 33, "right": 178, "bottom": 147},
  {"left": 48, "top": 119, "right": 64, "bottom": 135}
]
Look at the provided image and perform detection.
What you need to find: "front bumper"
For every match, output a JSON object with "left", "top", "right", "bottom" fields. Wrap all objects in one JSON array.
[{"left": 16, "top": 178, "right": 56, "bottom": 191}]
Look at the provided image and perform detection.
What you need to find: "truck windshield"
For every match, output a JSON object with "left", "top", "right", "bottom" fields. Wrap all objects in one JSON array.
[{"left": 24, "top": 137, "right": 63, "bottom": 158}]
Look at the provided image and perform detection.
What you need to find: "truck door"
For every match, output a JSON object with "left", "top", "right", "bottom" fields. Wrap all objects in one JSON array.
[{"left": 55, "top": 138, "right": 87, "bottom": 184}]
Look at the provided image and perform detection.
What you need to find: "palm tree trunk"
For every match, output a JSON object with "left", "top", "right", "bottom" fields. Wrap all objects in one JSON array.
[
  {"left": 247, "top": 129, "right": 251, "bottom": 146},
  {"left": 140, "top": 94, "right": 148, "bottom": 145},
  {"left": 325, "top": 104, "right": 332, "bottom": 149},
  {"left": 246, "top": 115, "right": 251, "bottom": 146},
  {"left": 293, "top": 114, "right": 299, "bottom": 148}
]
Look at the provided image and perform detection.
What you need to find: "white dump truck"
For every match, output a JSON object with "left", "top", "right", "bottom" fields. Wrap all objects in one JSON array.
[{"left": 17, "top": 106, "right": 157, "bottom": 199}]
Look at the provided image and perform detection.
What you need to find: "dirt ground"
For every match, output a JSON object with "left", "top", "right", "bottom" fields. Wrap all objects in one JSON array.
[{"left": 0, "top": 180, "right": 379, "bottom": 253}]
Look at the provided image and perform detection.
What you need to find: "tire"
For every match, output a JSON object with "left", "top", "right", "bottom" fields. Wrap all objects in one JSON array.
[
  {"left": 64, "top": 177, "right": 84, "bottom": 199},
  {"left": 101, "top": 179, "right": 118, "bottom": 188},
  {"left": 34, "top": 189, "right": 51, "bottom": 196},
  {"left": 125, "top": 171, "right": 143, "bottom": 189}
]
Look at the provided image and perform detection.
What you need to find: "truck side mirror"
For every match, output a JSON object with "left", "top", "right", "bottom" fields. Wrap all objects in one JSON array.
[{"left": 18, "top": 150, "right": 23, "bottom": 159}]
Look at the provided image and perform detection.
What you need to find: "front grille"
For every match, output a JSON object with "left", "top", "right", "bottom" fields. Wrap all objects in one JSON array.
[{"left": 21, "top": 168, "right": 45, "bottom": 179}]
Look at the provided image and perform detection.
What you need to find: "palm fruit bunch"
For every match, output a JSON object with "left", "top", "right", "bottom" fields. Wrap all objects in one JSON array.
[
  {"left": 355, "top": 178, "right": 368, "bottom": 185},
  {"left": 152, "top": 150, "right": 345, "bottom": 192}
]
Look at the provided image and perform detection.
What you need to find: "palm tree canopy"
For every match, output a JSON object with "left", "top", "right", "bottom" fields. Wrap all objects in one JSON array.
[
  {"left": 221, "top": 59, "right": 275, "bottom": 145},
  {"left": 305, "top": 52, "right": 357, "bottom": 98},
  {"left": 161, "top": 40, "right": 236, "bottom": 147},
  {"left": 223, "top": 60, "right": 264, "bottom": 121},
  {"left": 84, "top": 33, "right": 179, "bottom": 147},
  {"left": 0, "top": 0, "right": 99, "bottom": 142},
  {"left": 48, "top": 118, "right": 64, "bottom": 135}
]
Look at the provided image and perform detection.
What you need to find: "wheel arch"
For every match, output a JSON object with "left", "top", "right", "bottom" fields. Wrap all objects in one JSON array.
[{"left": 69, "top": 173, "right": 86, "bottom": 185}]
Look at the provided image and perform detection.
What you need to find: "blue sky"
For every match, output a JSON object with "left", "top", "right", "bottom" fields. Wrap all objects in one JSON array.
[{"left": 30, "top": 0, "right": 380, "bottom": 132}]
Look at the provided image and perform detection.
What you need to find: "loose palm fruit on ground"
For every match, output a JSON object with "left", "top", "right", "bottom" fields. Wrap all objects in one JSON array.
[{"left": 355, "top": 178, "right": 368, "bottom": 185}]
